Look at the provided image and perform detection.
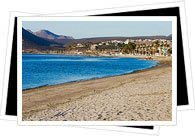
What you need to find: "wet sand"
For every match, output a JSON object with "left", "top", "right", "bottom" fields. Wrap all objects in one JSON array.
[{"left": 22, "top": 56, "right": 172, "bottom": 121}]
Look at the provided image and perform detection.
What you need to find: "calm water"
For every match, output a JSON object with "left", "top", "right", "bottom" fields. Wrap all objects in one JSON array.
[{"left": 22, "top": 54, "right": 158, "bottom": 90}]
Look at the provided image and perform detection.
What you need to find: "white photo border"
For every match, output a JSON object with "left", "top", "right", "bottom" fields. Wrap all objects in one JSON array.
[
  {"left": 2, "top": 1, "right": 191, "bottom": 122},
  {"left": 1, "top": 1, "right": 191, "bottom": 135},
  {"left": 17, "top": 16, "right": 177, "bottom": 126}
]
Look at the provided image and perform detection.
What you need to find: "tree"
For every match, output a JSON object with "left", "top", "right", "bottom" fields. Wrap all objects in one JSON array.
[
  {"left": 163, "top": 41, "right": 170, "bottom": 56},
  {"left": 167, "top": 47, "right": 172, "bottom": 55},
  {"left": 152, "top": 40, "right": 160, "bottom": 56},
  {"left": 136, "top": 45, "right": 140, "bottom": 54},
  {"left": 121, "top": 42, "right": 136, "bottom": 54}
]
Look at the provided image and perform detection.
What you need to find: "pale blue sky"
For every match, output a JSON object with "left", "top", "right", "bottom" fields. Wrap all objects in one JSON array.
[{"left": 23, "top": 21, "right": 172, "bottom": 39}]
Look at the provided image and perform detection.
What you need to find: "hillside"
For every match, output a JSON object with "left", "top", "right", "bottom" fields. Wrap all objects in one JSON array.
[
  {"left": 64, "top": 35, "right": 172, "bottom": 46},
  {"left": 34, "top": 30, "right": 74, "bottom": 40},
  {"left": 33, "top": 30, "right": 75, "bottom": 45},
  {"left": 22, "top": 28, "right": 63, "bottom": 50},
  {"left": 167, "top": 34, "right": 172, "bottom": 40}
]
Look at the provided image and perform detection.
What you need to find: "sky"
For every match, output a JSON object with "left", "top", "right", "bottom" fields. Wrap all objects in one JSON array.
[{"left": 23, "top": 21, "right": 172, "bottom": 39}]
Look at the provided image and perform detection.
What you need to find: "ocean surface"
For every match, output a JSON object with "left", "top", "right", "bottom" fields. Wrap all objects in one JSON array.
[{"left": 22, "top": 54, "right": 158, "bottom": 90}]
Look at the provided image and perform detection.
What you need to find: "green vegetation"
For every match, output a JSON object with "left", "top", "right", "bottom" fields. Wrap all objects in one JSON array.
[
  {"left": 121, "top": 42, "right": 136, "bottom": 54},
  {"left": 167, "top": 48, "right": 172, "bottom": 54}
]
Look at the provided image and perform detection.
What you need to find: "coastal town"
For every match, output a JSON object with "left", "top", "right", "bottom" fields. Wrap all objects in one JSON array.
[{"left": 23, "top": 38, "right": 172, "bottom": 57}]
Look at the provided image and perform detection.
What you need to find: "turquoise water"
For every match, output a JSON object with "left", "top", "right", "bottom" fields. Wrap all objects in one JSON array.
[{"left": 22, "top": 54, "right": 158, "bottom": 90}]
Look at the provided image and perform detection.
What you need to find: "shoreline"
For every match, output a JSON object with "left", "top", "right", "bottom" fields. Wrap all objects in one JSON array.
[
  {"left": 23, "top": 63, "right": 159, "bottom": 91},
  {"left": 23, "top": 52, "right": 171, "bottom": 63},
  {"left": 22, "top": 55, "right": 172, "bottom": 121},
  {"left": 22, "top": 53, "right": 170, "bottom": 91},
  {"left": 23, "top": 52, "right": 171, "bottom": 60}
]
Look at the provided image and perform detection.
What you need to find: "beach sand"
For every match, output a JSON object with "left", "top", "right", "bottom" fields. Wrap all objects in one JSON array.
[{"left": 22, "top": 56, "right": 172, "bottom": 121}]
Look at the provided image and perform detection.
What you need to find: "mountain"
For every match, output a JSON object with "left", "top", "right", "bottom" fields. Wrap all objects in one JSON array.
[
  {"left": 26, "top": 29, "right": 33, "bottom": 34},
  {"left": 167, "top": 34, "right": 172, "bottom": 40},
  {"left": 34, "top": 30, "right": 74, "bottom": 40},
  {"left": 22, "top": 28, "right": 64, "bottom": 50}
]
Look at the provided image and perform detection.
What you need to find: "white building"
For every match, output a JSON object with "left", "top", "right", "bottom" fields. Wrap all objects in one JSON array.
[
  {"left": 124, "top": 39, "right": 130, "bottom": 44},
  {"left": 90, "top": 44, "right": 98, "bottom": 50},
  {"left": 77, "top": 43, "right": 84, "bottom": 47}
]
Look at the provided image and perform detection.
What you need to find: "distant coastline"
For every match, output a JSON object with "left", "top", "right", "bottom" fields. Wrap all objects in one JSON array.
[{"left": 22, "top": 52, "right": 168, "bottom": 61}]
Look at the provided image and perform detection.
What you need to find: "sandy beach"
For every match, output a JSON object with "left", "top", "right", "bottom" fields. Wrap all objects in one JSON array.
[{"left": 22, "top": 56, "right": 172, "bottom": 121}]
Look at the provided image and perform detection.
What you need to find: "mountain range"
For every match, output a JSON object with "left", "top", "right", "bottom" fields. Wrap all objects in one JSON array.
[
  {"left": 22, "top": 28, "right": 172, "bottom": 51},
  {"left": 34, "top": 30, "right": 74, "bottom": 40},
  {"left": 23, "top": 28, "right": 76, "bottom": 50},
  {"left": 23, "top": 28, "right": 60, "bottom": 50}
]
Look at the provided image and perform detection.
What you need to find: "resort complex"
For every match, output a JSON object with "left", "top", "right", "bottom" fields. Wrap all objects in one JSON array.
[{"left": 24, "top": 38, "right": 172, "bottom": 57}]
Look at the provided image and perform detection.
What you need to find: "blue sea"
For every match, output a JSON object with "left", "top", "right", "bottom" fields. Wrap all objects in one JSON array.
[{"left": 22, "top": 54, "right": 158, "bottom": 90}]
